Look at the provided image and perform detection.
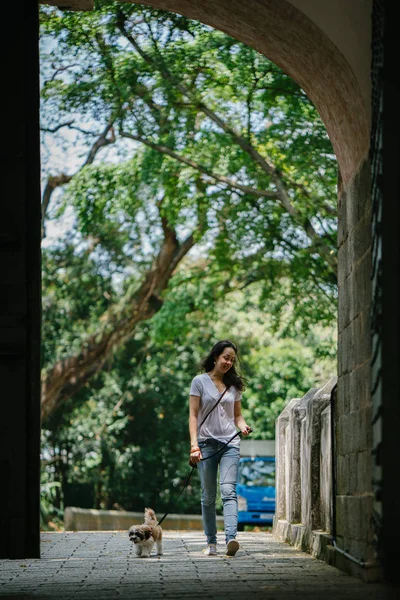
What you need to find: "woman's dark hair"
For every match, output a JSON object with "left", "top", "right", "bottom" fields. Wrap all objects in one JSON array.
[{"left": 200, "top": 340, "right": 245, "bottom": 391}]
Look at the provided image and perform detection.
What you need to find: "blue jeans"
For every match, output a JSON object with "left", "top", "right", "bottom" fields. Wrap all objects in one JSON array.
[{"left": 197, "top": 439, "right": 240, "bottom": 545}]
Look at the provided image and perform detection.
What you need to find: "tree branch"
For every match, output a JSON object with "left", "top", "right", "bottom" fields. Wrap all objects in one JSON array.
[
  {"left": 116, "top": 12, "right": 336, "bottom": 271},
  {"left": 41, "top": 219, "right": 196, "bottom": 423},
  {"left": 41, "top": 120, "right": 75, "bottom": 133},
  {"left": 41, "top": 120, "right": 100, "bottom": 136},
  {"left": 120, "top": 130, "right": 278, "bottom": 200},
  {"left": 41, "top": 119, "right": 116, "bottom": 238},
  {"left": 49, "top": 62, "right": 81, "bottom": 81}
]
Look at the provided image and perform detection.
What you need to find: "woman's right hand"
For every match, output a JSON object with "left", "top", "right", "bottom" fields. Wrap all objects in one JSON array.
[{"left": 190, "top": 446, "right": 202, "bottom": 463}]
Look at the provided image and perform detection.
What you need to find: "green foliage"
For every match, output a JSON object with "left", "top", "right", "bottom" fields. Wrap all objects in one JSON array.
[
  {"left": 41, "top": 332, "right": 204, "bottom": 514},
  {"left": 39, "top": 2, "right": 338, "bottom": 523},
  {"left": 40, "top": 477, "right": 63, "bottom": 531},
  {"left": 41, "top": 275, "right": 336, "bottom": 518},
  {"left": 41, "top": 238, "right": 118, "bottom": 364},
  {"left": 40, "top": 0, "right": 337, "bottom": 332},
  {"left": 242, "top": 340, "right": 315, "bottom": 438}
]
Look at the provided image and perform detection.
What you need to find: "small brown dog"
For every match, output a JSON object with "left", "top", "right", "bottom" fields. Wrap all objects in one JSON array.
[{"left": 128, "top": 508, "right": 163, "bottom": 558}]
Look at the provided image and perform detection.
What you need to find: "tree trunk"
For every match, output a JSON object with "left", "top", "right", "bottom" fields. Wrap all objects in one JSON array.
[{"left": 41, "top": 225, "right": 195, "bottom": 424}]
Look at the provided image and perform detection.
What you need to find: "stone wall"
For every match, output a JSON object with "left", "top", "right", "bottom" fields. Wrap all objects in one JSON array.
[
  {"left": 273, "top": 159, "right": 375, "bottom": 582},
  {"left": 273, "top": 377, "right": 337, "bottom": 561},
  {"left": 64, "top": 507, "right": 223, "bottom": 531},
  {"left": 336, "top": 159, "right": 376, "bottom": 578}
]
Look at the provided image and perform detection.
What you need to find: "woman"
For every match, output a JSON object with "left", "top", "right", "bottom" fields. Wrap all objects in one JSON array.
[{"left": 189, "top": 340, "right": 251, "bottom": 556}]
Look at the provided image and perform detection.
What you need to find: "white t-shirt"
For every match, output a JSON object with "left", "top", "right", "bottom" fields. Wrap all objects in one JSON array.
[{"left": 190, "top": 372, "right": 242, "bottom": 446}]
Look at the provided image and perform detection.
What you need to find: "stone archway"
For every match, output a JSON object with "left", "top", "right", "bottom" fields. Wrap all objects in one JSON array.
[
  {"left": 122, "top": 0, "right": 370, "bottom": 185},
  {"left": 6, "top": 0, "right": 376, "bottom": 575}
]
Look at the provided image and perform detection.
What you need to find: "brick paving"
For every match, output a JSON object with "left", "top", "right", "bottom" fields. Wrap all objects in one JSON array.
[{"left": 0, "top": 531, "right": 396, "bottom": 599}]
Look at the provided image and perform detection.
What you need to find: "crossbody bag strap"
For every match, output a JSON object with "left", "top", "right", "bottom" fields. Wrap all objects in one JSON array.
[{"left": 198, "top": 385, "right": 228, "bottom": 430}]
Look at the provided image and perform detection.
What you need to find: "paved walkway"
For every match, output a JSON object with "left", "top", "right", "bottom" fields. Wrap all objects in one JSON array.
[{"left": 0, "top": 531, "right": 396, "bottom": 599}]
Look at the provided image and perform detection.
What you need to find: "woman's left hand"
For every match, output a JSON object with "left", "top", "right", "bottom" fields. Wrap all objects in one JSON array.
[{"left": 241, "top": 425, "right": 252, "bottom": 436}]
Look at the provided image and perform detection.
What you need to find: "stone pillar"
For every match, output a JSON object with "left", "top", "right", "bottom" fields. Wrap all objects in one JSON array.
[
  {"left": 320, "top": 404, "right": 332, "bottom": 533},
  {"left": 275, "top": 397, "right": 301, "bottom": 522},
  {"left": 0, "top": 2, "right": 41, "bottom": 558},
  {"left": 273, "top": 378, "right": 336, "bottom": 559},
  {"left": 289, "top": 389, "right": 315, "bottom": 524},
  {"left": 303, "top": 379, "right": 336, "bottom": 535}
]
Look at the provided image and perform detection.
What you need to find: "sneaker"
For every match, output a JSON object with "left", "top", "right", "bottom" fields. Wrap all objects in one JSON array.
[
  {"left": 203, "top": 543, "right": 217, "bottom": 556},
  {"left": 226, "top": 539, "right": 239, "bottom": 556}
]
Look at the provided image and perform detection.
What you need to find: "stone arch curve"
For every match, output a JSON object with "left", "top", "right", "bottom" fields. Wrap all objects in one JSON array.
[
  {"left": 120, "top": 0, "right": 369, "bottom": 184},
  {"left": 2, "top": 0, "right": 381, "bottom": 565}
]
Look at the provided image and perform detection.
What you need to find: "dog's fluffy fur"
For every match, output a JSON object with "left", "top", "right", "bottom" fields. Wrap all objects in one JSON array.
[{"left": 128, "top": 508, "right": 163, "bottom": 558}]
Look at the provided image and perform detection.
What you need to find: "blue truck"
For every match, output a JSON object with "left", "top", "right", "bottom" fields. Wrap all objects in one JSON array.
[{"left": 237, "top": 440, "right": 276, "bottom": 530}]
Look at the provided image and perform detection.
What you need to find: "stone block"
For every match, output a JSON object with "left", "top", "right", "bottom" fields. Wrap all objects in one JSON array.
[
  {"left": 64, "top": 507, "right": 222, "bottom": 531},
  {"left": 344, "top": 537, "right": 375, "bottom": 565},
  {"left": 338, "top": 406, "right": 371, "bottom": 456},
  {"left": 300, "top": 415, "right": 309, "bottom": 525},
  {"left": 349, "top": 214, "right": 372, "bottom": 266},
  {"left": 275, "top": 397, "right": 302, "bottom": 520},
  {"left": 352, "top": 311, "right": 372, "bottom": 367},
  {"left": 337, "top": 372, "right": 351, "bottom": 415},
  {"left": 349, "top": 361, "right": 371, "bottom": 412},
  {"left": 338, "top": 278, "right": 351, "bottom": 331},
  {"left": 338, "top": 242, "right": 350, "bottom": 288},
  {"left": 350, "top": 263, "right": 371, "bottom": 325},
  {"left": 338, "top": 495, "right": 374, "bottom": 543},
  {"left": 347, "top": 411, "right": 362, "bottom": 454},
  {"left": 335, "top": 495, "right": 348, "bottom": 538},
  {"left": 311, "top": 530, "right": 333, "bottom": 560},
  {"left": 338, "top": 325, "right": 352, "bottom": 375},
  {"left": 336, "top": 413, "right": 351, "bottom": 455},
  {"left": 349, "top": 452, "right": 358, "bottom": 494},
  {"left": 356, "top": 451, "right": 372, "bottom": 495},
  {"left": 358, "top": 494, "right": 374, "bottom": 542},
  {"left": 344, "top": 159, "right": 371, "bottom": 226},
  {"left": 284, "top": 422, "right": 292, "bottom": 521},
  {"left": 320, "top": 405, "right": 332, "bottom": 532},
  {"left": 287, "top": 393, "right": 309, "bottom": 523},
  {"left": 355, "top": 405, "right": 372, "bottom": 453},
  {"left": 336, "top": 453, "right": 350, "bottom": 495},
  {"left": 304, "top": 382, "right": 336, "bottom": 531},
  {"left": 344, "top": 496, "right": 360, "bottom": 539},
  {"left": 337, "top": 185, "right": 347, "bottom": 248}
]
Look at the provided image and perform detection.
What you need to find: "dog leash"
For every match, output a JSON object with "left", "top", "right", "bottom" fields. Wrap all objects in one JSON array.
[
  {"left": 157, "top": 387, "right": 251, "bottom": 527},
  {"left": 157, "top": 431, "right": 246, "bottom": 527}
]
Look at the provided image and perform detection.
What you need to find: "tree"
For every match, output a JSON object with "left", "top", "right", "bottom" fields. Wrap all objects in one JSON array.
[
  {"left": 39, "top": 1, "right": 337, "bottom": 422},
  {"left": 41, "top": 281, "right": 335, "bottom": 516}
]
